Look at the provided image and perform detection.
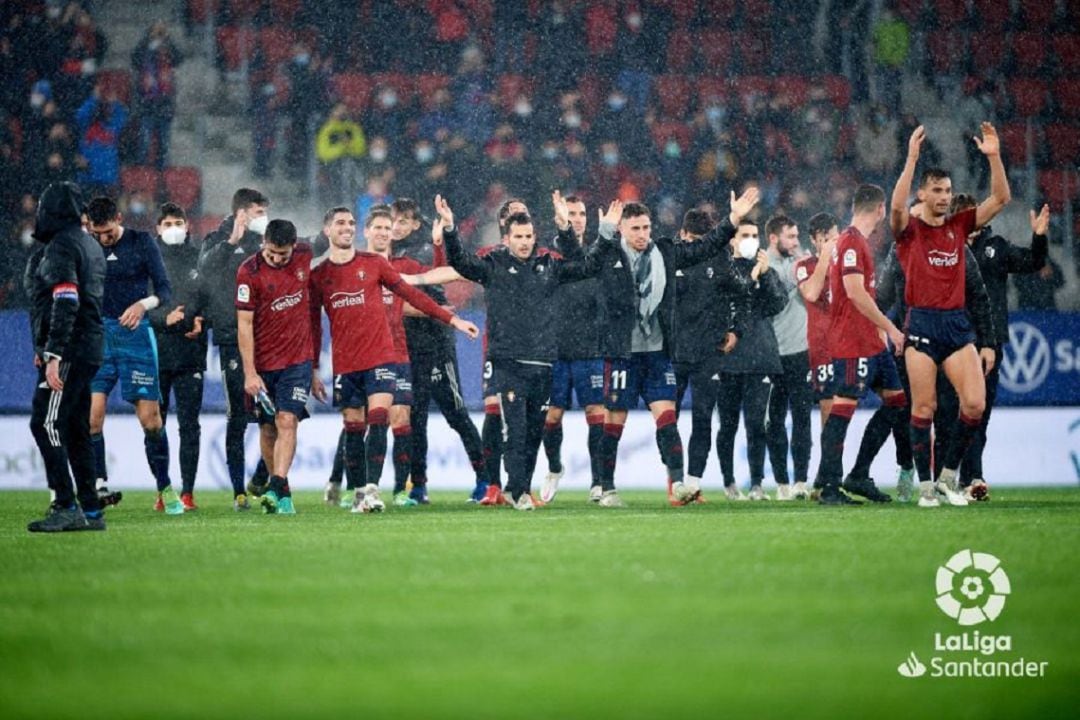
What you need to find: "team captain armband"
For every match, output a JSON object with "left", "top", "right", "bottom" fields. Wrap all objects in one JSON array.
[{"left": 52, "top": 283, "right": 79, "bottom": 302}]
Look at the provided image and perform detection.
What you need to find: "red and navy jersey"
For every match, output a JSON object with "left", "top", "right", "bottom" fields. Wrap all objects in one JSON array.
[
  {"left": 795, "top": 255, "right": 831, "bottom": 368},
  {"left": 235, "top": 244, "right": 314, "bottom": 372},
  {"left": 310, "top": 251, "right": 451, "bottom": 376},
  {"left": 896, "top": 207, "right": 975, "bottom": 311},
  {"left": 828, "top": 226, "right": 884, "bottom": 359},
  {"left": 385, "top": 256, "right": 430, "bottom": 364}
]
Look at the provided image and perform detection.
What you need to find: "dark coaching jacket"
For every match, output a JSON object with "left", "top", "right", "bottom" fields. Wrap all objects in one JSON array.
[
  {"left": 25, "top": 182, "right": 106, "bottom": 366},
  {"left": 671, "top": 244, "right": 741, "bottom": 364},
  {"left": 196, "top": 215, "right": 263, "bottom": 347},
  {"left": 444, "top": 226, "right": 605, "bottom": 363},
  {"left": 392, "top": 231, "right": 454, "bottom": 359},
  {"left": 148, "top": 234, "right": 209, "bottom": 373},
  {"left": 550, "top": 228, "right": 603, "bottom": 360},
  {"left": 877, "top": 245, "right": 995, "bottom": 348},
  {"left": 968, "top": 226, "right": 1047, "bottom": 347},
  {"left": 714, "top": 258, "right": 786, "bottom": 375},
  {"left": 560, "top": 216, "right": 737, "bottom": 360}
]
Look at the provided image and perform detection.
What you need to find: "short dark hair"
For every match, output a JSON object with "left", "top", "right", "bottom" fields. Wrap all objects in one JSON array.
[
  {"left": 764, "top": 214, "right": 796, "bottom": 239},
  {"left": 808, "top": 212, "right": 839, "bottom": 238},
  {"left": 950, "top": 193, "right": 977, "bottom": 214},
  {"left": 564, "top": 194, "right": 584, "bottom": 206},
  {"left": 852, "top": 184, "right": 886, "bottom": 214},
  {"left": 503, "top": 211, "right": 533, "bottom": 233},
  {"left": 497, "top": 198, "right": 528, "bottom": 229},
  {"left": 390, "top": 198, "right": 421, "bottom": 222},
  {"left": 231, "top": 187, "right": 269, "bottom": 213},
  {"left": 622, "top": 202, "right": 650, "bottom": 220},
  {"left": 365, "top": 208, "right": 393, "bottom": 228},
  {"left": 158, "top": 202, "right": 186, "bottom": 224},
  {"left": 370, "top": 203, "right": 392, "bottom": 215},
  {"left": 323, "top": 206, "right": 352, "bottom": 225},
  {"left": 919, "top": 168, "right": 951, "bottom": 188},
  {"left": 85, "top": 196, "right": 119, "bottom": 225},
  {"left": 265, "top": 219, "right": 296, "bottom": 247},
  {"left": 681, "top": 208, "right": 715, "bottom": 236}
]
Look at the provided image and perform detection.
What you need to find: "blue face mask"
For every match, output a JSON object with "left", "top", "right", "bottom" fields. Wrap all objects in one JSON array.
[
  {"left": 602, "top": 152, "right": 619, "bottom": 167},
  {"left": 607, "top": 96, "right": 627, "bottom": 111},
  {"left": 664, "top": 141, "right": 681, "bottom": 158},
  {"left": 294, "top": 53, "right": 310, "bottom": 66}
]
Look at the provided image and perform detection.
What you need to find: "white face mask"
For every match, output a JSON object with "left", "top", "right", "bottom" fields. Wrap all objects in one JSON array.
[
  {"left": 370, "top": 147, "right": 387, "bottom": 162},
  {"left": 247, "top": 214, "right": 269, "bottom": 236},
  {"left": 21, "top": 228, "right": 35, "bottom": 247},
  {"left": 160, "top": 226, "right": 186, "bottom": 245},
  {"left": 738, "top": 238, "right": 759, "bottom": 260}
]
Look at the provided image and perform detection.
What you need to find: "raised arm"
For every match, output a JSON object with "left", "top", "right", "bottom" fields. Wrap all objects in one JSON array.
[
  {"left": 1006, "top": 204, "right": 1049, "bottom": 274},
  {"left": 382, "top": 259, "right": 480, "bottom": 339},
  {"left": 675, "top": 186, "right": 759, "bottom": 270},
  {"left": 973, "top": 122, "right": 1011, "bottom": 228},
  {"left": 404, "top": 265, "right": 462, "bottom": 286},
  {"left": 436, "top": 195, "right": 491, "bottom": 285},
  {"left": 798, "top": 242, "right": 834, "bottom": 303},
  {"left": 891, "top": 125, "right": 924, "bottom": 237}
]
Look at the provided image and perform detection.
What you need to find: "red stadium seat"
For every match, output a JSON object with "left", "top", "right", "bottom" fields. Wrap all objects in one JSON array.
[
  {"left": 697, "top": 30, "right": 733, "bottom": 77},
  {"left": 1053, "top": 35, "right": 1080, "bottom": 74},
  {"left": 1054, "top": 79, "right": 1080, "bottom": 119},
  {"left": 192, "top": 214, "right": 225, "bottom": 239},
  {"left": 1011, "top": 32, "right": 1047, "bottom": 74},
  {"left": 894, "top": 0, "right": 924, "bottom": 23},
  {"left": 653, "top": 75, "right": 692, "bottom": 119},
  {"left": 187, "top": 0, "right": 220, "bottom": 26},
  {"left": 1038, "top": 169, "right": 1079, "bottom": 212},
  {"left": 972, "top": 0, "right": 1011, "bottom": 29},
  {"left": 969, "top": 30, "right": 1005, "bottom": 74},
  {"left": 257, "top": 26, "right": 296, "bottom": 68},
  {"left": 701, "top": 0, "right": 737, "bottom": 25},
  {"left": 732, "top": 33, "right": 769, "bottom": 74},
  {"left": 740, "top": 0, "right": 772, "bottom": 25},
  {"left": 227, "top": 0, "right": 263, "bottom": 21},
  {"left": 665, "top": 28, "right": 694, "bottom": 72},
  {"left": 696, "top": 77, "right": 728, "bottom": 106},
  {"left": 933, "top": 0, "right": 969, "bottom": 24},
  {"left": 998, "top": 122, "right": 1033, "bottom": 164},
  {"left": 120, "top": 166, "right": 161, "bottom": 198},
  {"left": 584, "top": 2, "right": 618, "bottom": 56},
  {"left": 730, "top": 76, "right": 771, "bottom": 104},
  {"left": 820, "top": 75, "right": 851, "bottom": 109},
  {"left": 331, "top": 73, "right": 372, "bottom": 113},
  {"left": 496, "top": 74, "right": 534, "bottom": 112},
  {"left": 370, "top": 72, "right": 415, "bottom": 106},
  {"left": 163, "top": 167, "right": 203, "bottom": 213},
  {"left": 1019, "top": 0, "right": 1057, "bottom": 25},
  {"left": 269, "top": 0, "right": 301, "bottom": 24},
  {"left": 216, "top": 26, "right": 257, "bottom": 71},
  {"left": 927, "top": 30, "right": 967, "bottom": 74},
  {"left": 95, "top": 69, "right": 132, "bottom": 105},
  {"left": 773, "top": 76, "right": 809, "bottom": 106},
  {"left": 1008, "top": 78, "right": 1049, "bottom": 116},
  {"left": 1044, "top": 124, "right": 1080, "bottom": 166},
  {"left": 650, "top": 121, "right": 693, "bottom": 152},
  {"left": 414, "top": 73, "right": 451, "bottom": 110}
]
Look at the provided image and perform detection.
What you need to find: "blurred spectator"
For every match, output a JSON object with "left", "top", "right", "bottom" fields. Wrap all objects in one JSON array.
[
  {"left": 614, "top": 5, "right": 663, "bottom": 112},
  {"left": 316, "top": 103, "right": 366, "bottom": 206},
  {"left": 534, "top": 1, "right": 586, "bottom": 97},
  {"left": 357, "top": 135, "right": 395, "bottom": 189},
  {"left": 417, "top": 87, "right": 458, "bottom": 142},
  {"left": 854, "top": 104, "right": 898, "bottom": 188},
  {"left": 284, "top": 42, "right": 328, "bottom": 181},
  {"left": 131, "top": 20, "right": 182, "bottom": 169},
  {"left": 453, "top": 46, "right": 495, "bottom": 145},
  {"left": 494, "top": 1, "right": 528, "bottom": 74},
  {"left": 250, "top": 77, "right": 283, "bottom": 179},
  {"left": 355, "top": 176, "right": 393, "bottom": 225},
  {"left": 591, "top": 88, "right": 649, "bottom": 165},
  {"left": 75, "top": 85, "right": 127, "bottom": 196},
  {"left": 53, "top": 7, "right": 106, "bottom": 112},
  {"left": 121, "top": 189, "right": 154, "bottom": 231},
  {"left": 872, "top": 9, "right": 909, "bottom": 110},
  {"left": 366, "top": 84, "right": 407, "bottom": 143},
  {"left": 591, "top": 140, "right": 632, "bottom": 202},
  {"left": 1014, "top": 257, "right": 1065, "bottom": 310},
  {"left": 0, "top": 194, "right": 38, "bottom": 310}
]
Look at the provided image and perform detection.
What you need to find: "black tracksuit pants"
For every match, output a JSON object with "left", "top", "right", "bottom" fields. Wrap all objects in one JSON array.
[
  {"left": 675, "top": 359, "right": 721, "bottom": 479},
  {"left": 492, "top": 360, "right": 550, "bottom": 500},
  {"left": 716, "top": 372, "right": 772, "bottom": 486},
  {"left": 410, "top": 349, "right": 485, "bottom": 484},
  {"left": 218, "top": 344, "right": 250, "bottom": 496},
  {"left": 29, "top": 360, "right": 101, "bottom": 511},
  {"left": 160, "top": 367, "right": 204, "bottom": 494},
  {"left": 765, "top": 351, "right": 813, "bottom": 485}
]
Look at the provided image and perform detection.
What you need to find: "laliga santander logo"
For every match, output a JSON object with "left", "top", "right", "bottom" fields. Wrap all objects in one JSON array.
[{"left": 935, "top": 549, "right": 1011, "bottom": 626}]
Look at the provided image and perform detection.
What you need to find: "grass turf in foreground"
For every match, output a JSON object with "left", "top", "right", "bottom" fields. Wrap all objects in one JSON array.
[{"left": 1, "top": 488, "right": 1078, "bottom": 720}]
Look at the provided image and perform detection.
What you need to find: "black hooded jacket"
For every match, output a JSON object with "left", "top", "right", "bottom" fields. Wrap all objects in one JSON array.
[
  {"left": 967, "top": 226, "right": 1047, "bottom": 347},
  {"left": 25, "top": 182, "right": 106, "bottom": 365},
  {"left": 196, "top": 215, "right": 262, "bottom": 346},
  {"left": 392, "top": 231, "right": 453, "bottom": 358},
  {"left": 551, "top": 227, "right": 603, "bottom": 360},
  {"left": 713, "top": 259, "right": 786, "bottom": 375},
  {"left": 148, "top": 233, "right": 208, "bottom": 372}
]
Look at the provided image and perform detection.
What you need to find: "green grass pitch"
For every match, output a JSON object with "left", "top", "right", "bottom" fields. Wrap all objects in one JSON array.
[{"left": 2, "top": 488, "right": 1079, "bottom": 719}]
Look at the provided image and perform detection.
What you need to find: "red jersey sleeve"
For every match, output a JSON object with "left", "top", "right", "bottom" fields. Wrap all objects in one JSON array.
[
  {"left": 432, "top": 241, "right": 446, "bottom": 268},
  {"left": 955, "top": 207, "right": 977, "bottom": 236},
  {"left": 235, "top": 261, "right": 257, "bottom": 311},
  {"left": 393, "top": 257, "right": 428, "bottom": 275},
  {"left": 838, "top": 235, "right": 868, "bottom": 276},
  {"left": 380, "top": 258, "right": 453, "bottom": 324},
  {"left": 309, "top": 268, "right": 323, "bottom": 368}
]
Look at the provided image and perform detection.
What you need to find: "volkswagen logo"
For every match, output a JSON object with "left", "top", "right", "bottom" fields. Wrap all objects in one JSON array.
[{"left": 1000, "top": 322, "right": 1051, "bottom": 393}]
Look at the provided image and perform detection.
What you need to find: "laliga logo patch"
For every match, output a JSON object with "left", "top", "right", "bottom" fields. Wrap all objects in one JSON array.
[
  {"left": 935, "top": 549, "right": 1010, "bottom": 626},
  {"left": 843, "top": 248, "right": 857, "bottom": 268},
  {"left": 237, "top": 284, "right": 250, "bottom": 303}
]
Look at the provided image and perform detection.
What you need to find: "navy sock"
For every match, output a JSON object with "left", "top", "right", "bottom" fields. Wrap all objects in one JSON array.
[
  {"left": 851, "top": 402, "right": 904, "bottom": 479},
  {"left": 481, "top": 404, "right": 503, "bottom": 488},
  {"left": 543, "top": 420, "right": 563, "bottom": 474},
  {"left": 365, "top": 408, "right": 389, "bottom": 489},
  {"left": 599, "top": 423, "right": 624, "bottom": 491},
  {"left": 343, "top": 421, "right": 366, "bottom": 490},
  {"left": 655, "top": 410, "right": 684, "bottom": 483},
  {"left": 329, "top": 430, "right": 345, "bottom": 485},
  {"left": 817, "top": 405, "right": 854, "bottom": 489},
  {"left": 392, "top": 426, "right": 412, "bottom": 494},
  {"left": 587, "top": 414, "right": 604, "bottom": 487},
  {"left": 143, "top": 427, "right": 171, "bottom": 492},
  {"left": 910, "top": 416, "right": 933, "bottom": 483},
  {"left": 944, "top": 412, "right": 982, "bottom": 472},
  {"left": 91, "top": 432, "right": 107, "bottom": 483}
]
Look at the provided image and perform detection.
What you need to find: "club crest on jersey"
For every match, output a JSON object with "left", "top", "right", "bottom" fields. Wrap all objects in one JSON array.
[
  {"left": 843, "top": 249, "right": 857, "bottom": 268},
  {"left": 237, "top": 284, "right": 250, "bottom": 303},
  {"left": 706, "top": 266, "right": 714, "bottom": 278},
  {"left": 358, "top": 271, "right": 366, "bottom": 280},
  {"left": 928, "top": 249, "right": 959, "bottom": 267},
  {"left": 986, "top": 246, "right": 996, "bottom": 259},
  {"left": 296, "top": 269, "right": 306, "bottom": 282}
]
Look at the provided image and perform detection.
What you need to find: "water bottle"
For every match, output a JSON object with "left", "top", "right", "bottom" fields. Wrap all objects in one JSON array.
[{"left": 255, "top": 389, "right": 276, "bottom": 417}]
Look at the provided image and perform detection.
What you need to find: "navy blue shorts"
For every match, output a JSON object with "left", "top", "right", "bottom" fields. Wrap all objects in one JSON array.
[
  {"left": 258, "top": 360, "right": 311, "bottom": 424},
  {"left": 549, "top": 358, "right": 606, "bottom": 409},
  {"left": 387, "top": 362, "right": 413, "bottom": 406},
  {"left": 604, "top": 352, "right": 677, "bottom": 410},
  {"left": 333, "top": 366, "right": 397, "bottom": 409},
  {"left": 905, "top": 308, "right": 976, "bottom": 365},
  {"left": 806, "top": 361, "right": 837, "bottom": 402},
  {"left": 832, "top": 350, "right": 902, "bottom": 399}
]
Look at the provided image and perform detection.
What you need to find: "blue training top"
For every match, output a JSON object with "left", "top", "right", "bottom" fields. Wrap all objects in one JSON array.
[{"left": 100, "top": 227, "right": 172, "bottom": 319}]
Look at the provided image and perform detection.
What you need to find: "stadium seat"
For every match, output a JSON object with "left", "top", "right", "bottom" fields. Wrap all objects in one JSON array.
[
  {"left": 665, "top": 28, "right": 694, "bottom": 73},
  {"left": 1010, "top": 32, "right": 1047, "bottom": 74},
  {"left": 927, "top": 30, "right": 967, "bottom": 75},
  {"left": 95, "top": 69, "right": 132, "bottom": 105},
  {"left": 935, "top": 0, "right": 969, "bottom": 24},
  {"left": 496, "top": 74, "right": 534, "bottom": 112},
  {"left": 163, "top": 167, "right": 203, "bottom": 213},
  {"left": 820, "top": 75, "right": 852, "bottom": 109},
  {"left": 192, "top": 214, "right": 224, "bottom": 239},
  {"left": 697, "top": 30, "right": 733, "bottom": 77},
  {"left": 120, "top": 166, "right": 161, "bottom": 198},
  {"left": 584, "top": 3, "right": 618, "bottom": 56},
  {"left": 732, "top": 33, "right": 769, "bottom": 74},
  {"left": 1055, "top": 79, "right": 1080, "bottom": 119},
  {"left": 773, "top": 76, "right": 810, "bottom": 106},
  {"left": 1008, "top": 78, "right": 1049, "bottom": 117},
  {"left": 1019, "top": 0, "right": 1057, "bottom": 26},
  {"left": 1052, "top": 35, "right": 1080, "bottom": 74},
  {"left": 1038, "top": 169, "right": 1079, "bottom": 212},
  {"left": 269, "top": 0, "right": 301, "bottom": 24},
  {"left": 701, "top": 0, "right": 737, "bottom": 25},
  {"left": 187, "top": 0, "right": 220, "bottom": 26},
  {"left": 414, "top": 73, "right": 451, "bottom": 110},
  {"left": 696, "top": 77, "right": 728, "bottom": 107},
  {"left": 650, "top": 121, "right": 692, "bottom": 152},
  {"left": 998, "top": 122, "right": 1033, "bottom": 164},
  {"left": 972, "top": 0, "right": 1011, "bottom": 29},
  {"left": 1044, "top": 124, "right": 1080, "bottom": 166},
  {"left": 216, "top": 26, "right": 257, "bottom": 71},
  {"left": 371, "top": 72, "right": 415, "bottom": 107},
  {"left": 257, "top": 26, "right": 296, "bottom": 68},
  {"left": 730, "top": 76, "right": 771, "bottom": 104},
  {"left": 653, "top": 75, "right": 692, "bottom": 119},
  {"left": 968, "top": 31, "right": 1004, "bottom": 74},
  {"left": 226, "top": 0, "right": 263, "bottom": 22},
  {"left": 331, "top": 73, "right": 372, "bottom": 113},
  {"left": 894, "top": 0, "right": 924, "bottom": 24}
]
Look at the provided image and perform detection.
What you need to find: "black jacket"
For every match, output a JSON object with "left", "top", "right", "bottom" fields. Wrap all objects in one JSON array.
[
  {"left": 392, "top": 231, "right": 453, "bottom": 358},
  {"left": 445, "top": 227, "right": 605, "bottom": 363},
  {"left": 551, "top": 228, "right": 603, "bottom": 360},
  {"left": 196, "top": 215, "right": 262, "bottom": 346},
  {"left": 671, "top": 245, "right": 739, "bottom": 364},
  {"left": 878, "top": 245, "right": 995, "bottom": 348},
  {"left": 148, "top": 235, "right": 208, "bottom": 372},
  {"left": 968, "top": 226, "right": 1047, "bottom": 346},
  {"left": 26, "top": 182, "right": 106, "bottom": 365},
  {"left": 714, "top": 259, "right": 785, "bottom": 375},
  {"left": 566, "top": 217, "right": 737, "bottom": 360}
]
